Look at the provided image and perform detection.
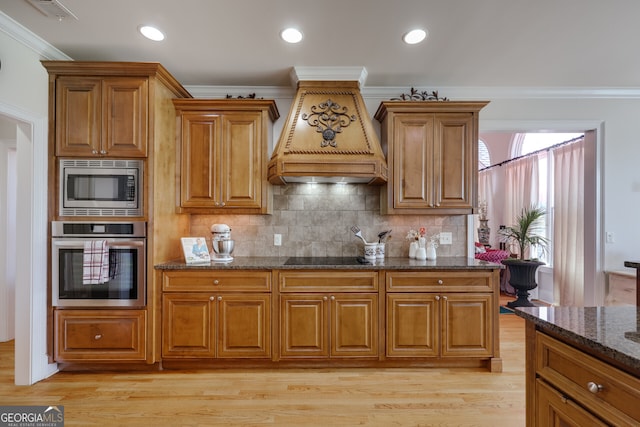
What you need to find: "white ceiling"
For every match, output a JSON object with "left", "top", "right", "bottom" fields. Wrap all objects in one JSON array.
[{"left": 1, "top": 0, "right": 640, "bottom": 89}]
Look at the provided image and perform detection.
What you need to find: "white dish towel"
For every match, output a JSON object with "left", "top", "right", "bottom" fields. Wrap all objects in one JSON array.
[{"left": 82, "top": 240, "right": 110, "bottom": 285}]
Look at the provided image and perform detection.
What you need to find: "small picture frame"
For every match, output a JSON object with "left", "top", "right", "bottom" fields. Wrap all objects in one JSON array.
[{"left": 181, "top": 237, "right": 211, "bottom": 264}]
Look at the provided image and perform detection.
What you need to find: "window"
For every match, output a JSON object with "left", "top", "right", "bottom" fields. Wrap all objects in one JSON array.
[{"left": 478, "top": 139, "right": 491, "bottom": 169}]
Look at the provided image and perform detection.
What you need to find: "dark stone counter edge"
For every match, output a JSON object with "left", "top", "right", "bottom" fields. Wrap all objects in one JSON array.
[
  {"left": 514, "top": 308, "right": 640, "bottom": 375},
  {"left": 155, "top": 256, "right": 504, "bottom": 271}
]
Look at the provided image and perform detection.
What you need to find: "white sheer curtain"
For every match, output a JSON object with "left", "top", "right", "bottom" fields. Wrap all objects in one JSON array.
[
  {"left": 478, "top": 167, "right": 502, "bottom": 247},
  {"left": 552, "top": 139, "right": 584, "bottom": 306},
  {"left": 502, "top": 155, "right": 540, "bottom": 257}
]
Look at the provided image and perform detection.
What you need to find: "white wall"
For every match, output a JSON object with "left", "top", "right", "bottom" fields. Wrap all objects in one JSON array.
[
  {"left": 0, "top": 19, "right": 63, "bottom": 384},
  {"left": 0, "top": 138, "right": 16, "bottom": 341}
]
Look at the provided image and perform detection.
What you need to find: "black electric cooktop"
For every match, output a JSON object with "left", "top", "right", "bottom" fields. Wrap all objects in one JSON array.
[{"left": 283, "top": 256, "right": 372, "bottom": 266}]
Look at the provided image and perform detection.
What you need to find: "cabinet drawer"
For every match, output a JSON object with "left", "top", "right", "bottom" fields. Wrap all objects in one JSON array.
[
  {"left": 386, "top": 271, "right": 493, "bottom": 291},
  {"left": 162, "top": 270, "right": 271, "bottom": 292},
  {"left": 54, "top": 309, "right": 146, "bottom": 362},
  {"left": 536, "top": 332, "right": 640, "bottom": 424},
  {"left": 279, "top": 270, "right": 378, "bottom": 292}
]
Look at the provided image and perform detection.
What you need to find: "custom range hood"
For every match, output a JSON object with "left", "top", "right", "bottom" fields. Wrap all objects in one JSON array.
[{"left": 268, "top": 67, "right": 387, "bottom": 185}]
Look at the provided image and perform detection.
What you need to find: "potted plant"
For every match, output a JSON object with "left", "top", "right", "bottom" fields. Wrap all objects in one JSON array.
[{"left": 499, "top": 205, "right": 549, "bottom": 308}]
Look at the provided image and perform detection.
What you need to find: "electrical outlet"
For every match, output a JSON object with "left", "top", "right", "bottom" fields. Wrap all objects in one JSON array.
[
  {"left": 439, "top": 232, "right": 453, "bottom": 245},
  {"left": 606, "top": 232, "right": 614, "bottom": 243},
  {"left": 274, "top": 234, "right": 282, "bottom": 246}
]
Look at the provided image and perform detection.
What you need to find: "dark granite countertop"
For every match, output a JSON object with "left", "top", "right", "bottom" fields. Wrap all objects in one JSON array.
[
  {"left": 624, "top": 260, "right": 640, "bottom": 269},
  {"left": 515, "top": 306, "right": 640, "bottom": 375},
  {"left": 155, "top": 256, "right": 503, "bottom": 271}
]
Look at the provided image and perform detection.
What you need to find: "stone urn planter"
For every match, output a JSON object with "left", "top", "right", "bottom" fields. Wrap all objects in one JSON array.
[{"left": 501, "top": 258, "right": 545, "bottom": 308}]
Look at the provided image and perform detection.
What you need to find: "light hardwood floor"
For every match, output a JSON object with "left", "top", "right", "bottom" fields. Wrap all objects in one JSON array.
[{"left": 0, "top": 303, "right": 526, "bottom": 426}]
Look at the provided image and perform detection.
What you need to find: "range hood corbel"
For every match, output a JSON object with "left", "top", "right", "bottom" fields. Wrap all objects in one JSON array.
[{"left": 268, "top": 72, "right": 387, "bottom": 185}]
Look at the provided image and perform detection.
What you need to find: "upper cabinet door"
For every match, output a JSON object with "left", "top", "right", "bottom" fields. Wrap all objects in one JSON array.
[
  {"left": 55, "top": 76, "right": 102, "bottom": 156},
  {"left": 219, "top": 112, "right": 262, "bottom": 209},
  {"left": 55, "top": 76, "right": 149, "bottom": 157},
  {"left": 433, "top": 113, "right": 474, "bottom": 209},
  {"left": 179, "top": 113, "right": 220, "bottom": 208},
  {"left": 101, "top": 77, "right": 148, "bottom": 157},
  {"left": 392, "top": 113, "right": 435, "bottom": 209}
]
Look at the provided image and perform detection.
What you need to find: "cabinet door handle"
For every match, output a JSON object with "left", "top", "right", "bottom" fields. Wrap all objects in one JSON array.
[
  {"left": 330, "top": 295, "right": 335, "bottom": 301},
  {"left": 100, "top": 150, "right": 107, "bottom": 155},
  {"left": 92, "top": 150, "right": 98, "bottom": 154},
  {"left": 442, "top": 295, "right": 448, "bottom": 300},
  {"left": 217, "top": 296, "right": 222, "bottom": 301},
  {"left": 435, "top": 295, "right": 440, "bottom": 300},
  {"left": 213, "top": 280, "right": 219, "bottom": 285},
  {"left": 587, "top": 382, "right": 604, "bottom": 394},
  {"left": 219, "top": 202, "right": 225, "bottom": 207},
  {"left": 209, "top": 296, "right": 215, "bottom": 301},
  {"left": 94, "top": 334, "right": 102, "bottom": 340},
  {"left": 323, "top": 296, "right": 328, "bottom": 301},
  {"left": 438, "top": 279, "right": 443, "bottom": 285}
]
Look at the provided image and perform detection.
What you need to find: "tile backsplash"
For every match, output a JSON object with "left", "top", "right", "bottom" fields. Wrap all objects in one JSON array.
[{"left": 189, "top": 183, "right": 468, "bottom": 258}]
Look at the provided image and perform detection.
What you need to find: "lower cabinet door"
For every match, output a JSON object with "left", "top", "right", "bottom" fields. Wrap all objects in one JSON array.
[
  {"left": 280, "top": 294, "right": 329, "bottom": 358},
  {"left": 217, "top": 294, "right": 271, "bottom": 358},
  {"left": 54, "top": 309, "right": 147, "bottom": 362},
  {"left": 536, "top": 379, "right": 607, "bottom": 427},
  {"left": 331, "top": 294, "right": 378, "bottom": 357},
  {"left": 440, "top": 294, "right": 493, "bottom": 357},
  {"left": 162, "top": 294, "right": 215, "bottom": 358},
  {"left": 386, "top": 294, "right": 439, "bottom": 357}
]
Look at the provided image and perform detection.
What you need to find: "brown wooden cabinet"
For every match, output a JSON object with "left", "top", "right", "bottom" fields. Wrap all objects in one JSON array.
[
  {"left": 278, "top": 270, "right": 379, "bottom": 359},
  {"left": 161, "top": 270, "right": 271, "bottom": 359},
  {"left": 173, "top": 99, "right": 279, "bottom": 214},
  {"left": 374, "top": 101, "right": 489, "bottom": 215},
  {"left": 385, "top": 270, "right": 500, "bottom": 371},
  {"left": 52, "top": 75, "right": 148, "bottom": 157},
  {"left": 526, "top": 330, "right": 640, "bottom": 426},
  {"left": 54, "top": 309, "right": 147, "bottom": 362}
]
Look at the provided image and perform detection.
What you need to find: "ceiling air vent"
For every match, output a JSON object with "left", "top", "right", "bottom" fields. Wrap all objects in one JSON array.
[{"left": 26, "top": 0, "right": 78, "bottom": 20}]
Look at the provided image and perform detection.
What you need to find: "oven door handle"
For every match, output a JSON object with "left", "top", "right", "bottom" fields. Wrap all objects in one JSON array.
[{"left": 52, "top": 240, "right": 145, "bottom": 248}]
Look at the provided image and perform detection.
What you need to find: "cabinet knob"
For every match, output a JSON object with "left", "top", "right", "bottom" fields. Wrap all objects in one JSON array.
[
  {"left": 442, "top": 295, "right": 448, "bottom": 301},
  {"left": 219, "top": 202, "right": 225, "bottom": 207},
  {"left": 438, "top": 279, "right": 443, "bottom": 285},
  {"left": 330, "top": 295, "right": 335, "bottom": 301},
  {"left": 435, "top": 295, "right": 440, "bottom": 300},
  {"left": 213, "top": 280, "right": 219, "bottom": 285},
  {"left": 92, "top": 150, "right": 98, "bottom": 154},
  {"left": 209, "top": 296, "right": 215, "bottom": 301},
  {"left": 217, "top": 296, "right": 222, "bottom": 301},
  {"left": 100, "top": 150, "right": 107, "bottom": 155},
  {"left": 94, "top": 334, "right": 102, "bottom": 340},
  {"left": 587, "top": 382, "right": 604, "bottom": 394},
  {"left": 323, "top": 296, "right": 328, "bottom": 301}
]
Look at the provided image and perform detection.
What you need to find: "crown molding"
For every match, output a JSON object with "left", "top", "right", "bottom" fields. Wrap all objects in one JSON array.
[
  {"left": 0, "top": 11, "right": 71, "bottom": 60},
  {"left": 187, "top": 84, "right": 640, "bottom": 100}
]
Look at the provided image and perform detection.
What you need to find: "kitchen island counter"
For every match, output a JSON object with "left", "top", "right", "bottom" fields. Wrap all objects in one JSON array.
[
  {"left": 515, "top": 305, "right": 640, "bottom": 376},
  {"left": 155, "top": 256, "right": 503, "bottom": 271}
]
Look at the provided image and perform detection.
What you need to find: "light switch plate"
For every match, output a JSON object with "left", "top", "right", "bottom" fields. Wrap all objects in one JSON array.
[
  {"left": 274, "top": 234, "right": 282, "bottom": 246},
  {"left": 439, "top": 232, "right": 453, "bottom": 245}
]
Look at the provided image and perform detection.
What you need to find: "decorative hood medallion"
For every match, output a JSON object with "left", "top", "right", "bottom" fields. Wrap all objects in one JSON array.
[{"left": 268, "top": 76, "right": 387, "bottom": 185}]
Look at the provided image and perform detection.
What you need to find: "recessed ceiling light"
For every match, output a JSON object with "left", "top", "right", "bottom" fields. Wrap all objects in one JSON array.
[
  {"left": 403, "top": 29, "right": 427, "bottom": 45},
  {"left": 281, "top": 28, "right": 303, "bottom": 44},
  {"left": 139, "top": 25, "right": 165, "bottom": 41}
]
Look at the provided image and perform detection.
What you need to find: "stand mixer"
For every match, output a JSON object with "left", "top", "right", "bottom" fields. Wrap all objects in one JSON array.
[{"left": 210, "top": 224, "right": 234, "bottom": 262}]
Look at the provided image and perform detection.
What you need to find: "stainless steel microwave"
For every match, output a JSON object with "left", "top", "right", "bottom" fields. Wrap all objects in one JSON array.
[{"left": 59, "top": 158, "right": 143, "bottom": 217}]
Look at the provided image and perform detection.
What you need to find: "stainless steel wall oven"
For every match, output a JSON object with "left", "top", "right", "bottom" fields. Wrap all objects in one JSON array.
[{"left": 51, "top": 221, "right": 146, "bottom": 307}]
